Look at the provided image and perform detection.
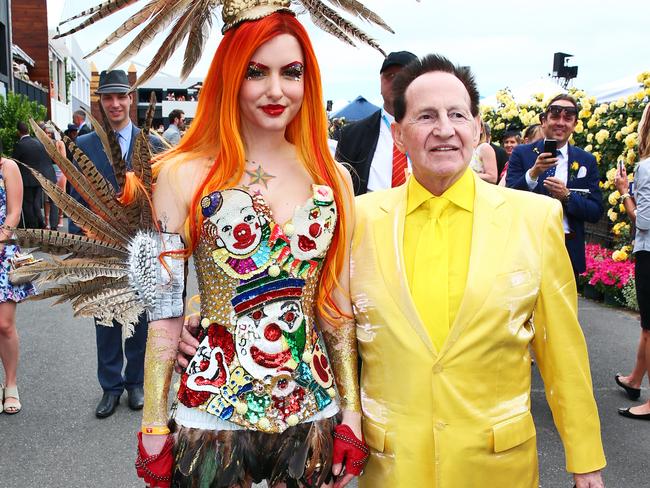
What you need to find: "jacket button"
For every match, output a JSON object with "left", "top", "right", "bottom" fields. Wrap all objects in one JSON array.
[{"left": 432, "top": 364, "right": 443, "bottom": 374}]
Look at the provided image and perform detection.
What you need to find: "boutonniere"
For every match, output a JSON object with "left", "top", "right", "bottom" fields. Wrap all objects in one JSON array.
[
  {"left": 569, "top": 161, "right": 581, "bottom": 181},
  {"left": 533, "top": 147, "right": 540, "bottom": 154}
]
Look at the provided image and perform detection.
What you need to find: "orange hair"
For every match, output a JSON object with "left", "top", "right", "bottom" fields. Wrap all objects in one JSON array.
[{"left": 152, "top": 13, "right": 349, "bottom": 321}]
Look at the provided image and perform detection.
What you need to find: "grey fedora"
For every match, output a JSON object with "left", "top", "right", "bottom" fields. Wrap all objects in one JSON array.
[{"left": 96, "top": 70, "right": 132, "bottom": 94}]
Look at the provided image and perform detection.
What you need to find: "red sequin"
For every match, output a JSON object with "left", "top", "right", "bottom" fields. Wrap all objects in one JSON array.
[
  {"left": 177, "top": 373, "right": 210, "bottom": 407},
  {"left": 207, "top": 324, "right": 235, "bottom": 363}
]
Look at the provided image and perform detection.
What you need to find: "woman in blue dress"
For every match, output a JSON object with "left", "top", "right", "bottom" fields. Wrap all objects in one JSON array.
[{"left": 0, "top": 157, "right": 36, "bottom": 414}]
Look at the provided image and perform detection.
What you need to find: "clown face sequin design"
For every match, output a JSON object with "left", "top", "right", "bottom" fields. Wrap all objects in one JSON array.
[{"left": 182, "top": 185, "right": 339, "bottom": 432}]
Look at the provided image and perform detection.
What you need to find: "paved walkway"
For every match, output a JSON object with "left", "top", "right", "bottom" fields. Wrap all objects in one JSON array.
[{"left": 0, "top": 291, "right": 646, "bottom": 487}]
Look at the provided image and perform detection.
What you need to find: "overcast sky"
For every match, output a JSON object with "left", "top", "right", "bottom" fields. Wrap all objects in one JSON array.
[{"left": 48, "top": 0, "right": 650, "bottom": 106}]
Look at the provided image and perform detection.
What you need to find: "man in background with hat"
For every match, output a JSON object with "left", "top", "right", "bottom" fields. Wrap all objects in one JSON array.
[
  {"left": 336, "top": 51, "right": 417, "bottom": 195},
  {"left": 69, "top": 69, "right": 155, "bottom": 419}
]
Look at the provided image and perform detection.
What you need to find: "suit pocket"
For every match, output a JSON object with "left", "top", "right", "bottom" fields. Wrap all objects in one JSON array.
[
  {"left": 492, "top": 412, "right": 536, "bottom": 453},
  {"left": 363, "top": 418, "right": 386, "bottom": 453}
]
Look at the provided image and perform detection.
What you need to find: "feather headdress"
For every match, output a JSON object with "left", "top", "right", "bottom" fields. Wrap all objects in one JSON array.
[
  {"left": 3, "top": 95, "right": 160, "bottom": 337},
  {"left": 55, "top": 0, "right": 396, "bottom": 86}
]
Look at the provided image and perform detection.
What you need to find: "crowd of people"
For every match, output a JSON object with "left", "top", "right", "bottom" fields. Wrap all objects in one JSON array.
[{"left": 1, "top": 1, "right": 649, "bottom": 487}]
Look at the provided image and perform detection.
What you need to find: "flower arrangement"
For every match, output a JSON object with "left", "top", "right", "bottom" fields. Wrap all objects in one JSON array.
[
  {"left": 580, "top": 244, "right": 635, "bottom": 304},
  {"left": 480, "top": 73, "right": 650, "bottom": 259}
]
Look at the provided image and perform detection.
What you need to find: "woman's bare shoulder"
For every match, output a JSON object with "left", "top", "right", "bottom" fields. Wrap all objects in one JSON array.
[
  {"left": 0, "top": 158, "right": 20, "bottom": 177},
  {"left": 156, "top": 155, "right": 213, "bottom": 207}
]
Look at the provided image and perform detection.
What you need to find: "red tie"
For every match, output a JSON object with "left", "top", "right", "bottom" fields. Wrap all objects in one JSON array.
[{"left": 391, "top": 143, "right": 408, "bottom": 187}]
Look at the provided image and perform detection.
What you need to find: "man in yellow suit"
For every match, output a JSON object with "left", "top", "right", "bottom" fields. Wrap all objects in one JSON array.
[{"left": 351, "top": 54, "right": 606, "bottom": 487}]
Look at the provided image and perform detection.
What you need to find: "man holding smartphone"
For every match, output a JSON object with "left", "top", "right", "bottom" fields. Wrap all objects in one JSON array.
[{"left": 506, "top": 95, "right": 603, "bottom": 276}]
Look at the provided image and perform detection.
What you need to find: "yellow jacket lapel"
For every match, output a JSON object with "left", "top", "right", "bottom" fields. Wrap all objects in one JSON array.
[{"left": 373, "top": 185, "right": 436, "bottom": 356}]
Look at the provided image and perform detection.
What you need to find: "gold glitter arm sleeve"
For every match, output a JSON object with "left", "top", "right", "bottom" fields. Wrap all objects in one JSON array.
[
  {"left": 318, "top": 164, "right": 361, "bottom": 413},
  {"left": 142, "top": 318, "right": 184, "bottom": 432},
  {"left": 320, "top": 317, "right": 361, "bottom": 413}
]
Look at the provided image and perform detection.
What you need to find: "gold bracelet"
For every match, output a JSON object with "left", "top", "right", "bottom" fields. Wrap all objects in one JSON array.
[
  {"left": 141, "top": 425, "right": 170, "bottom": 435},
  {"left": 620, "top": 193, "right": 631, "bottom": 201}
]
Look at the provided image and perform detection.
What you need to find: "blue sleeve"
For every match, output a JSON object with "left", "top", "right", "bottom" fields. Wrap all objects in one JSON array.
[
  {"left": 505, "top": 146, "right": 531, "bottom": 190},
  {"left": 565, "top": 155, "right": 603, "bottom": 223}
]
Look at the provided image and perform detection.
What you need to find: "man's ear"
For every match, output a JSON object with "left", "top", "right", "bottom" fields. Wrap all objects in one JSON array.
[
  {"left": 392, "top": 122, "right": 406, "bottom": 154},
  {"left": 473, "top": 116, "right": 481, "bottom": 146}
]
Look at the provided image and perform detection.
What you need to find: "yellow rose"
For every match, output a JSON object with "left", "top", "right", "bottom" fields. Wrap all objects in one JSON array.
[
  {"left": 645, "top": 87, "right": 650, "bottom": 97},
  {"left": 619, "top": 203, "right": 626, "bottom": 212},
  {"left": 584, "top": 144, "right": 592, "bottom": 152},
  {"left": 615, "top": 131, "right": 623, "bottom": 141},
  {"left": 599, "top": 181, "right": 605, "bottom": 188},
  {"left": 579, "top": 109, "right": 591, "bottom": 119},
  {"left": 627, "top": 149, "right": 637, "bottom": 164},
  {"left": 574, "top": 120, "right": 584, "bottom": 133},
  {"left": 495, "top": 122, "right": 505, "bottom": 130},
  {"left": 607, "top": 119, "right": 616, "bottom": 127},
  {"left": 587, "top": 133, "right": 594, "bottom": 142},
  {"left": 624, "top": 133, "right": 637, "bottom": 148},
  {"left": 593, "top": 152, "right": 602, "bottom": 163},
  {"left": 621, "top": 126, "right": 631, "bottom": 135},
  {"left": 595, "top": 129, "right": 609, "bottom": 145},
  {"left": 606, "top": 167, "right": 616, "bottom": 182},
  {"left": 608, "top": 190, "right": 621, "bottom": 205},
  {"left": 587, "top": 117, "right": 597, "bottom": 129},
  {"left": 616, "top": 100, "right": 626, "bottom": 108},
  {"left": 607, "top": 208, "right": 618, "bottom": 222},
  {"left": 612, "top": 250, "right": 629, "bottom": 262}
]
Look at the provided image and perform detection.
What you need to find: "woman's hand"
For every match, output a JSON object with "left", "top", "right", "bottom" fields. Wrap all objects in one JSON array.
[
  {"left": 142, "top": 433, "right": 169, "bottom": 456},
  {"left": 614, "top": 165, "right": 629, "bottom": 194},
  {"left": 175, "top": 314, "right": 200, "bottom": 373},
  {"left": 331, "top": 410, "right": 366, "bottom": 488}
]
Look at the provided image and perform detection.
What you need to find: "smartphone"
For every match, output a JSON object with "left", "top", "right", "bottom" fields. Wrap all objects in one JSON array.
[{"left": 543, "top": 139, "right": 557, "bottom": 155}]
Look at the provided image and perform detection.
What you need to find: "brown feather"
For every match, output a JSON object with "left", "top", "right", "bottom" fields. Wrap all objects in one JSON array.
[
  {"left": 83, "top": 111, "right": 114, "bottom": 164},
  {"left": 55, "top": 0, "right": 140, "bottom": 36},
  {"left": 99, "top": 106, "right": 128, "bottom": 191},
  {"left": 27, "top": 277, "right": 119, "bottom": 302},
  {"left": 14, "top": 162, "right": 128, "bottom": 245},
  {"left": 11, "top": 258, "right": 129, "bottom": 284},
  {"left": 326, "top": 0, "right": 394, "bottom": 32},
  {"left": 6, "top": 228, "right": 127, "bottom": 258},
  {"left": 108, "top": 0, "right": 191, "bottom": 73},
  {"left": 181, "top": 0, "right": 215, "bottom": 80},
  {"left": 132, "top": 0, "right": 200, "bottom": 87},
  {"left": 84, "top": 1, "right": 167, "bottom": 58},
  {"left": 300, "top": 0, "right": 385, "bottom": 55},
  {"left": 29, "top": 121, "right": 130, "bottom": 234}
]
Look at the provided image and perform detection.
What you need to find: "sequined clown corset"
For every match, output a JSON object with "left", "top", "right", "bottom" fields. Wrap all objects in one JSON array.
[{"left": 180, "top": 184, "right": 339, "bottom": 433}]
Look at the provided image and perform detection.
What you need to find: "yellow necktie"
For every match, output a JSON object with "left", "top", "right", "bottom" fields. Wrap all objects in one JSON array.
[{"left": 412, "top": 198, "right": 450, "bottom": 351}]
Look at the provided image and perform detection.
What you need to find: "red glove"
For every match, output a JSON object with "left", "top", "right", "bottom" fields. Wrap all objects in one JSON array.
[
  {"left": 135, "top": 432, "right": 174, "bottom": 487},
  {"left": 332, "top": 424, "right": 370, "bottom": 476}
]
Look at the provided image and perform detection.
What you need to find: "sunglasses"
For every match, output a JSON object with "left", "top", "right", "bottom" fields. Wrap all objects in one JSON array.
[{"left": 546, "top": 105, "right": 578, "bottom": 120}]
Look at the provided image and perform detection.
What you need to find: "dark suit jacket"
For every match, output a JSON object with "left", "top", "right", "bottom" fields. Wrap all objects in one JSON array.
[
  {"left": 505, "top": 139, "right": 604, "bottom": 273},
  {"left": 78, "top": 124, "right": 92, "bottom": 136},
  {"left": 69, "top": 124, "right": 140, "bottom": 235},
  {"left": 335, "top": 110, "right": 382, "bottom": 195},
  {"left": 11, "top": 135, "right": 57, "bottom": 187}
]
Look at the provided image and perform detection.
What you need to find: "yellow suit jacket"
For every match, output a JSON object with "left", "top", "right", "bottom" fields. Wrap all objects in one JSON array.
[{"left": 351, "top": 174, "right": 606, "bottom": 488}]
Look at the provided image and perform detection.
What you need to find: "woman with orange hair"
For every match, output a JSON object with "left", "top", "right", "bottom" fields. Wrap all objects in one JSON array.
[{"left": 131, "top": 9, "right": 367, "bottom": 488}]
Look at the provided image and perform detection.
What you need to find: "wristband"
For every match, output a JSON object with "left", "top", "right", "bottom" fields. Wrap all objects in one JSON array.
[
  {"left": 142, "top": 425, "right": 171, "bottom": 435},
  {"left": 620, "top": 193, "right": 631, "bottom": 201}
]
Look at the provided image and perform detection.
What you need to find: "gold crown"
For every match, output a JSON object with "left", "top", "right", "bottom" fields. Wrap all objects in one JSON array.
[{"left": 222, "top": 0, "right": 293, "bottom": 32}]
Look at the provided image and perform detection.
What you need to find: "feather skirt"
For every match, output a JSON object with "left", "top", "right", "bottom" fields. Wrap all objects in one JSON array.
[{"left": 171, "top": 416, "right": 337, "bottom": 488}]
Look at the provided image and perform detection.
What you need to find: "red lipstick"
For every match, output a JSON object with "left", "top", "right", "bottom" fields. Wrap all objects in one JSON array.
[{"left": 262, "top": 104, "right": 285, "bottom": 116}]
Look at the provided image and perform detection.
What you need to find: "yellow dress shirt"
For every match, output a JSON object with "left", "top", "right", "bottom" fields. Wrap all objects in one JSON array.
[{"left": 404, "top": 168, "right": 474, "bottom": 350}]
